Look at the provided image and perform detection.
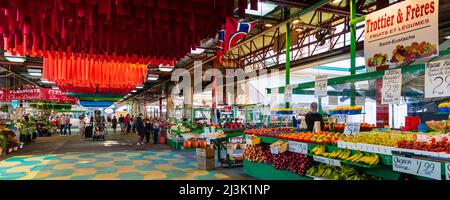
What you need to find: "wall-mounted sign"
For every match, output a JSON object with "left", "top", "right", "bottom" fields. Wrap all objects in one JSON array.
[{"left": 364, "top": 0, "right": 439, "bottom": 68}]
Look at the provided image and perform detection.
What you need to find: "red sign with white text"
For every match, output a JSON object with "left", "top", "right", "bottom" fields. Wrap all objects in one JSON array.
[
  {"left": 1, "top": 88, "right": 78, "bottom": 104},
  {"left": 364, "top": 0, "right": 439, "bottom": 70}
]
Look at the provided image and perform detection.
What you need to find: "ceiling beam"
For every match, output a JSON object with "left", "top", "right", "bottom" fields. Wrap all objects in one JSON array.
[{"left": 268, "top": 0, "right": 365, "bottom": 17}]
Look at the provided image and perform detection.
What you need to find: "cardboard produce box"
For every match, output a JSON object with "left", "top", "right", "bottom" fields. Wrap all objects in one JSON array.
[
  {"left": 197, "top": 156, "right": 215, "bottom": 170},
  {"left": 196, "top": 148, "right": 215, "bottom": 158}
]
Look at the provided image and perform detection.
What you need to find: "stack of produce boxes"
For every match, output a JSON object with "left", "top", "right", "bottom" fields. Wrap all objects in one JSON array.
[{"left": 196, "top": 148, "right": 215, "bottom": 170}]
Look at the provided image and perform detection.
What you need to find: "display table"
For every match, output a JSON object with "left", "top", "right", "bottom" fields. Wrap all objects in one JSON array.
[
  {"left": 210, "top": 132, "right": 244, "bottom": 167},
  {"left": 247, "top": 135, "right": 446, "bottom": 180},
  {"left": 243, "top": 159, "right": 313, "bottom": 180}
]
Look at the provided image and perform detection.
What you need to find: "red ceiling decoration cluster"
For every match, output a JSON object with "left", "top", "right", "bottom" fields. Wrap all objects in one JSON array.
[
  {"left": 0, "top": 0, "right": 256, "bottom": 62},
  {"left": 0, "top": 0, "right": 259, "bottom": 94},
  {"left": 42, "top": 54, "right": 147, "bottom": 94}
]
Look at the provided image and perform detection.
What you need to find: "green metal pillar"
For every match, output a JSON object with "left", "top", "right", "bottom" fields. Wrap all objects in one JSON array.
[
  {"left": 350, "top": 0, "right": 357, "bottom": 106},
  {"left": 285, "top": 20, "right": 291, "bottom": 109}
]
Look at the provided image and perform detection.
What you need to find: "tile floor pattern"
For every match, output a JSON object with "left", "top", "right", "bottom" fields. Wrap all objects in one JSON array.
[{"left": 0, "top": 150, "right": 232, "bottom": 180}]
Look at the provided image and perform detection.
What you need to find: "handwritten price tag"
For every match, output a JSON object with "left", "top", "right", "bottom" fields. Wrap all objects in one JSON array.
[
  {"left": 314, "top": 75, "right": 328, "bottom": 98},
  {"left": 382, "top": 69, "right": 402, "bottom": 104},
  {"left": 288, "top": 141, "right": 308, "bottom": 154},
  {"left": 344, "top": 122, "right": 360, "bottom": 136},
  {"left": 392, "top": 155, "right": 441, "bottom": 180},
  {"left": 425, "top": 59, "right": 450, "bottom": 98}
]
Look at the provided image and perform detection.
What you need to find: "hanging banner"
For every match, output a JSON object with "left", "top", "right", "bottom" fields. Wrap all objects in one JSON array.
[
  {"left": 2, "top": 88, "right": 78, "bottom": 104},
  {"left": 314, "top": 75, "right": 328, "bottom": 98},
  {"left": 424, "top": 59, "right": 450, "bottom": 98},
  {"left": 364, "top": 0, "right": 439, "bottom": 69},
  {"left": 382, "top": 69, "right": 402, "bottom": 104}
]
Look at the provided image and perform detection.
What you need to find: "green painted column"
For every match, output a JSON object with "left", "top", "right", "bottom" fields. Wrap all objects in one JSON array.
[
  {"left": 285, "top": 21, "right": 291, "bottom": 109},
  {"left": 350, "top": 0, "right": 357, "bottom": 106}
]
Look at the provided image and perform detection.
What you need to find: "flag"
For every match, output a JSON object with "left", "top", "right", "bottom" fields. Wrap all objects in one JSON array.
[{"left": 217, "top": 17, "right": 257, "bottom": 63}]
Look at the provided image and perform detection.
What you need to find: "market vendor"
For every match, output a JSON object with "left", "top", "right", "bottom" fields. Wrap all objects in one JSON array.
[{"left": 305, "top": 102, "right": 324, "bottom": 132}]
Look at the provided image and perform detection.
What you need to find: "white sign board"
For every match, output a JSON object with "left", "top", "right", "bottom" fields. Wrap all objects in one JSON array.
[
  {"left": 392, "top": 155, "right": 441, "bottom": 180},
  {"left": 425, "top": 59, "right": 450, "bottom": 98},
  {"left": 364, "top": 0, "right": 439, "bottom": 68},
  {"left": 328, "top": 96, "right": 338, "bottom": 106},
  {"left": 344, "top": 122, "right": 360, "bottom": 136},
  {"left": 313, "top": 155, "right": 341, "bottom": 167},
  {"left": 288, "top": 141, "right": 308, "bottom": 154},
  {"left": 314, "top": 75, "right": 328, "bottom": 98},
  {"left": 382, "top": 69, "right": 402, "bottom": 104},
  {"left": 446, "top": 162, "right": 450, "bottom": 180}
]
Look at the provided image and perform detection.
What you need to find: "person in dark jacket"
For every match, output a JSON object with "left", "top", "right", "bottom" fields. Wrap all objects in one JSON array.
[
  {"left": 305, "top": 102, "right": 324, "bottom": 132},
  {"left": 136, "top": 114, "right": 145, "bottom": 146},
  {"left": 144, "top": 118, "right": 151, "bottom": 143}
]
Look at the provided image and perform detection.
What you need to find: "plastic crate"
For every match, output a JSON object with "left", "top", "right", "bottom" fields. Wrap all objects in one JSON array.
[{"left": 246, "top": 137, "right": 261, "bottom": 145}]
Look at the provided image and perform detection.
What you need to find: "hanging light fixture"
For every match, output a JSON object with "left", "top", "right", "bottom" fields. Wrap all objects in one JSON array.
[
  {"left": 331, "top": 0, "right": 343, "bottom": 3},
  {"left": 159, "top": 64, "right": 174, "bottom": 72},
  {"left": 265, "top": 23, "right": 273, "bottom": 28},
  {"left": 4, "top": 52, "right": 26, "bottom": 63},
  {"left": 148, "top": 74, "right": 159, "bottom": 81}
]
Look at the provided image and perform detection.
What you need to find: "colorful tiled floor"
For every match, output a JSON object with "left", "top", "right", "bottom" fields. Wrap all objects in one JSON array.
[{"left": 0, "top": 150, "right": 239, "bottom": 180}]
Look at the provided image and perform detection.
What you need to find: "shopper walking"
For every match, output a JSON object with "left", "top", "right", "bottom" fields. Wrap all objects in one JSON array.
[
  {"left": 132, "top": 115, "right": 137, "bottom": 133},
  {"left": 144, "top": 118, "right": 151, "bottom": 143},
  {"left": 56, "top": 115, "right": 63, "bottom": 136},
  {"left": 152, "top": 119, "right": 159, "bottom": 144},
  {"left": 79, "top": 115, "right": 86, "bottom": 140},
  {"left": 119, "top": 115, "right": 124, "bottom": 132},
  {"left": 63, "top": 114, "right": 71, "bottom": 136},
  {"left": 112, "top": 116, "right": 118, "bottom": 133},
  {"left": 136, "top": 114, "right": 145, "bottom": 146},
  {"left": 124, "top": 114, "right": 131, "bottom": 134}
]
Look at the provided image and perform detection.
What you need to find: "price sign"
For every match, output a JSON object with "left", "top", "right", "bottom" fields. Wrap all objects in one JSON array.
[
  {"left": 425, "top": 59, "right": 450, "bottom": 98},
  {"left": 446, "top": 163, "right": 450, "bottom": 180},
  {"left": 328, "top": 96, "right": 338, "bottom": 106},
  {"left": 314, "top": 75, "right": 328, "bottom": 98},
  {"left": 381, "top": 69, "right": 402, "bottom": 104},
  {"left": 313, "top": 155, "right": 341, "bottom": 167},
  {"left": 288, "top": 141, "right": 308, "bottom": 154},
  {"left": 392, "top": 155, "right": 441, "bottom": 180},
  {"left": 344, "top": 122, "right": 360, "bottom": 136}
]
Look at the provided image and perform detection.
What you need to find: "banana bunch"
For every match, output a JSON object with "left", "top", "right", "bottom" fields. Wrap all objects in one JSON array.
[
  {"left": 321, "top": 167, "right": 334, "bottom": 178},
  {"left": 358, "top": 154, "right": 379, "bottom": 165},
  {"left": 310, "top": 145, "right": 326, "bottom": 155},
  {"left": 345, "top": 151, "right": 364, "bottom": 162},
  {"left": 344, "top": 151, "right": 379, "bottom": 165},
  {"left": 328, "top": 149, "right": 343, "bottom": 158},
  {"left": 337, "top": 149, "right": 351, "bottom": 160}
]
